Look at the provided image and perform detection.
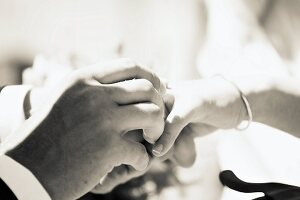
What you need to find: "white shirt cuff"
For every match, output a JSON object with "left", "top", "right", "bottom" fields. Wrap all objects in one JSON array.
[
  {"left": 0, "top": 154, "right": 51, "bottom": 200},
  {"left": 0, "top": 85, "right": 52, "bottom": 199},
  {"left": 0, "top": 85, "right": 31, "bottom": 143}
]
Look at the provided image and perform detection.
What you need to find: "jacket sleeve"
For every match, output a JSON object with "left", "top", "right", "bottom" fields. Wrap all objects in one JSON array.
[{"left": 0, "top": 85, "right": 52, "bottom": 200}]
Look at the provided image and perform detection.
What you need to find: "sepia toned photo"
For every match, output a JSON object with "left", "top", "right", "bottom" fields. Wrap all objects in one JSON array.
[{"left": 0, "top": 0, "right": 300, "bottom": 199}]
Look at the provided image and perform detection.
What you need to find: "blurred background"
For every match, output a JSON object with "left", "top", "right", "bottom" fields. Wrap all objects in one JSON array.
[{"left": 1, "top": 0, "right": 300, "bottom": 199}]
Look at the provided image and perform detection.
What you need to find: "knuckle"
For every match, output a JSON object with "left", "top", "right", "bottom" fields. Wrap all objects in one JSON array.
[
  {"left": 168, "top": 114, "right": 183, "bottom": 125},
  {"left": 141, "top": 79, "right": 155, "bottom": 93},
  {"left": 133, "top": 64, "right": 141, "bottom": 74},
  {"left": 133, "top": 145, "right": 147, "bottom": 164},
  {"left": 135, "top": 141, "right": 145, "bottom": 151},
  {"left": 104, "top": 85, "right": 123, "bottom": 98},
  {"left": 102, "top": 85, "right": 114, "bottom": 95},
  {"left": 151, "top": 105, "right": 163, "bottom": 118},
  {"left": 150, "top": 71, "right": 159, "bottom": 89},
  {"left": 78, "top": 86, "right": 96, "bottom": 103},
  {"left": 159, "top": 103, "right": 165, "bottom": 117}
]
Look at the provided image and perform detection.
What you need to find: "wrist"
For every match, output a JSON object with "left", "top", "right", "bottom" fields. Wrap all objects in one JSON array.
[
  {"left": 4, "top": 106, "right": 63, "bottom": 199},
  {"left": 212, "top": 75, "right": 251, "bottom": 129},
  {"left": 230, "top": 74, "right": 277, "bottom": 124},
  {"left": 6, "top": 132, "right": 57, "bottom": 199}
]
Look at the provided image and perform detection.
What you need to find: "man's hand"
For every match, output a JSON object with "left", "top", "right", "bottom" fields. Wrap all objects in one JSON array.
[
  {"left": 91, "top": 114, "right": 197, "bottom": 195},
  {"left": 5, "top": 59, "right": 165, "bottom": 200}
]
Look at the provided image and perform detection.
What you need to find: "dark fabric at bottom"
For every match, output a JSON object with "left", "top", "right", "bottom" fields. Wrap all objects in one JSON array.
[
  {"left": 0, "top": 179, "right": 18, "bottom": 200},
  {"left": 220, "top": 170, "right": 300, "bottom": 200}
]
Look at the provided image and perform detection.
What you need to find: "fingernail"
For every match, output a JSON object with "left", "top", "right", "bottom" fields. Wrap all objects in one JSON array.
[{"left": 152, "top": 144, "right": 163, "bottom": 156}]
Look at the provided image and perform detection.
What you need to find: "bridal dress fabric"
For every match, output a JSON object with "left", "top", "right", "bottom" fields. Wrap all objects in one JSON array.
[{"left": 196, "top": 2, "right": 300, "bottom": 199}]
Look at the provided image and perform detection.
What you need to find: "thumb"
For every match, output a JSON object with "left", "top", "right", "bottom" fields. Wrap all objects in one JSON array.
[
  {"left": 120, "top": 140, "right": 150, "bottom": 171},
  {"left": 152, "top": 98, "right": 192, "bottom": 157}
]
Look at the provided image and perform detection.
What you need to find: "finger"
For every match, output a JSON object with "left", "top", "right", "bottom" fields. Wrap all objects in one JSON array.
[
  {"left": 156, "top": 146, "right": 175, "bottom": 162},
  {"left": 123, "top": 130, "right": 144, "bottom": 143},
  {"left": 91, "top": 165, "right": 137, "bottom": 194},
  {"left": 118, "top": 103, "right": 164, "bottom": 143},
  {"left": 118, "top": 140, "right": 149, "bottom": 171},
  {"left": 152, "top": 99, "right": 192, "bottom": 157},
  {"left": 85, "top": 58, "right": 165, "bottom": 94},
  {"left": 91, "top": 164, "right": 150, "bottom": 194},
  {"left": 109, "top": 79, "right": 165, "bottom": 143},
  {"left": 173, "top": 130, "right": 196, "bottom": 168},
  {"left": 108, "top": 79, "right": 164, "bottom": 107},
  {"left": 163, "top": 89, "right": 175, "bottom": 112}
]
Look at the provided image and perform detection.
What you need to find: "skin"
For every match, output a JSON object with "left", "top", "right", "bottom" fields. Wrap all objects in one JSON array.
[
  {"left": 91, "top": 129, "right": 196, "bottom": 194},
  {"left": 92, "top": 0, "right": 282, "bottom": 192},
  {"left": 2, "top": 58, "right": 166, "bottom": 200},
  {"left": 152, "top": 75, "right": 300, "bottom": 157}
]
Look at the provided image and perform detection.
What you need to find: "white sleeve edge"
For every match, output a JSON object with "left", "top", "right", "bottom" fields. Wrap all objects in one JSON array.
[
  {"left": 0, "top": 154, "right": 51, "bottom": 200},
  {"left": 0, "top": 85, "right": 32, "bottom": 143}
]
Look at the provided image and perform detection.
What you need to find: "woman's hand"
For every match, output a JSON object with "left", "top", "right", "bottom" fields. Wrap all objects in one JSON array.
[{"left": 152, "top": 77, "right": 247, "bottom": 157}]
